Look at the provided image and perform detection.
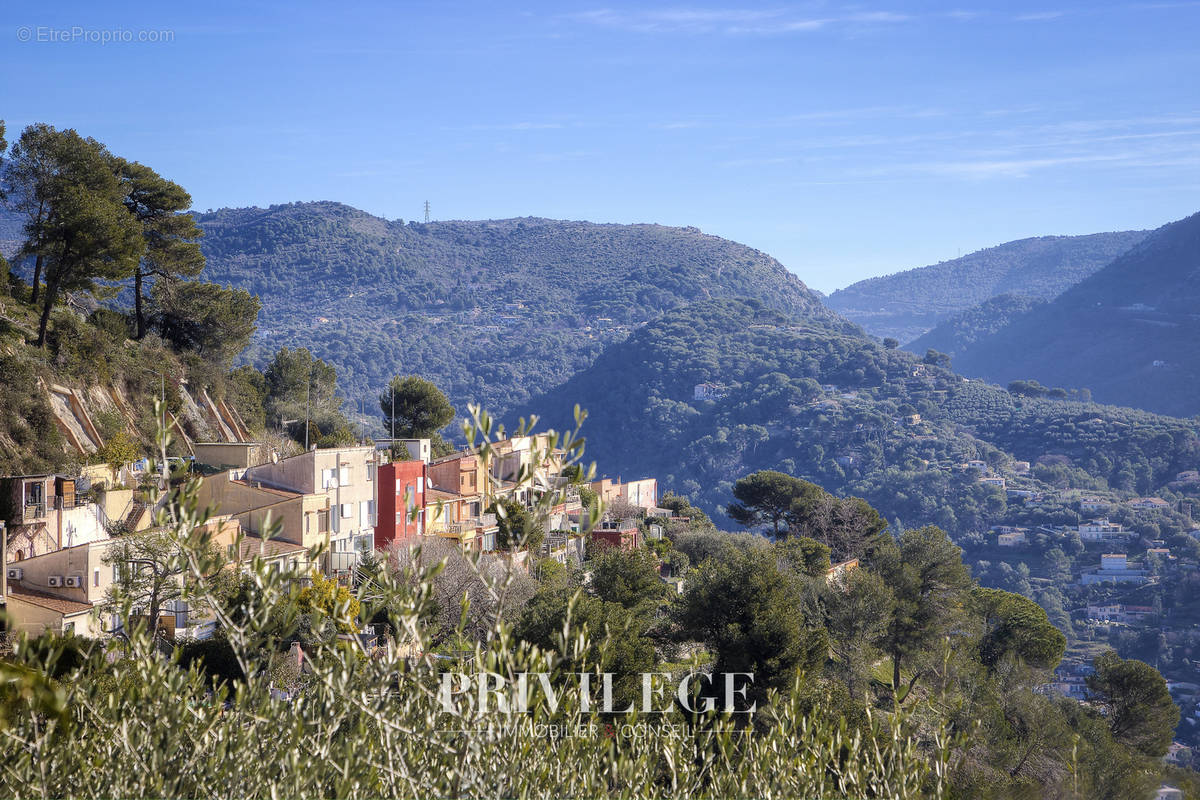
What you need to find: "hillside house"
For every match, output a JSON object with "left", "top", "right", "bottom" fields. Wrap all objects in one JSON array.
[
  {"left": 2, "top": 518, "right": 235, "bottom": 638},
  {"left": 246, "top": 446, "right": 378, "bottom": 573},
  {"left": 541, "top": 530, "right": 586, "bottom": 566},
  {"left": 693, "top": 382, "right": 729, "bottom": 402},
  {"left": 374, "top": 438, "right": 432, "bottom": 464},
  {"left": 198, "top": 445, "right": 378, "bottom": 576},
  {"left": 193, "top": 442, "right": 269, "bottom": 470},
  {"left": 424, "top": 488, "right": 498, "bottom": 552},
  {"left": 1128, "top": 497, "right": 1170, "bottom": 512},
  {"left": 489, "top": 435, "right": 567, "bottom": 501},
  {"left": 1086, "top": 603, "right": 1156, "bottom": 624},
  {"left": 1077, "top": 519, "right": 1131, "bottom": 543},
  {"left": 1050, "top": 662, "right": 1095, "bottom": 699},
  {"left": 429, "top": 452, "right": 488, "bottom": 503},
  {"left": 591, "top": 519, "right": 641, "bottom": 551},
  {"left": 1, "top": 474, "right": 113, "bottom": 562},
  {"left": 374, "top": 460, "right": 427, "bottom": 549},
  {"left": 1079, "top": 496, "right": 1111, "bottom": 513},
  {"left": 591, "top": 478, "right": 658, "bottom": 510},
  {"left": 1080, "top": 553, "right": 1149, "bottom": 585},
  {"left": 997, "top": 531, "right": 1027, "bottom": 547}
]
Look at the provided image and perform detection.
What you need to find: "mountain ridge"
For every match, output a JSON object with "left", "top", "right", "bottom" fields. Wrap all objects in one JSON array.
[
  {"left": 948, "top": 210, "right": 1200, "bottom": 417},
  {"left": 191, "top": 201, "right": 847, "bottom": 416},
  {"left": 826, "top": 230, "right": 1148, "bottom": 343}
]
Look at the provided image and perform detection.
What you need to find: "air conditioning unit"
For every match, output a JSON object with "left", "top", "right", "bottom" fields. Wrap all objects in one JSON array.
[
  {"left": 64, "top": 575, "right": 83, "bottom": 588},
  {"left": 6, "top": 567, "right": 22, "bottom": 580},
  {"left": 47, "top": 575, "right": 64, "bottom": 588}
]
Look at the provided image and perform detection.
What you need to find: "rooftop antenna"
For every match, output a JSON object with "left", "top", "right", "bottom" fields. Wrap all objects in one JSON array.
[{"left": 424, "top": 200, "right": 431, "bottom": 223}]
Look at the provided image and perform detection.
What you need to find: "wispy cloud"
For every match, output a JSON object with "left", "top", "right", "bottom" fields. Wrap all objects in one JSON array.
[
  {"left": 566, "top": 7, "right": 911, "bottom": 35},
  {"left": 1014, "top": 10, "right": 1067, "bottom": 21},
  {"left": 467, "top": 121, "right": 566, "bottom": 131}
]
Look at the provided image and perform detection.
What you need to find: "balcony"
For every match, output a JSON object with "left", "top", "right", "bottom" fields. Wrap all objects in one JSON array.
[
  {"left": 21, "top": 502, "right": 47, "bottom": 522},
  {"left": 447, "top": 513, "right": 497, "bottom": 535},
  {"left": 322, "top": 550, "right": 361, "bottom": 575},
  {"left": 55, "top": 495, "right": 90, "bottom": 511}
]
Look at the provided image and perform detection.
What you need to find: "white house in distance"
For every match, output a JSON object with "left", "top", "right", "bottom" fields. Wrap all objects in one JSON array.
[
  {"left": 997, "top": 530, "right": 1028, "bottom": 547},
  {"left": 693, "top": 382, "right": 729, "bottom": 402},
  {"left": 1080, "top": 553, "right": 1150, "bottom": 585},
  {"left": 1128, "top": 496, "right": 1171, "bottom": 512},
  {"left": 1077, "top": 519, "right": 1132, "bottom": 543}
]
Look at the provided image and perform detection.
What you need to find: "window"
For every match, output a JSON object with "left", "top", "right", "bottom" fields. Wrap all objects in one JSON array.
[
  {"left": 417, "top": 477, "right": 424, "bottom": 492},
  {"left": 321, "top": 468, "right": 336, "bottom": 489},
  {"left": 341, "top": 503, "right": 353, "bottom": 518},
  {"left": 367, "top": 464, "right": 375, "bottom": 482},
  {"left": 339, "top": 467, "right": 351, "bottom": 486},
  {"left": 63, "top": 621, "right": 75, "bottom": 635},
  {"left": 93, "top": 568, "right": 100, "bottom": 588}
]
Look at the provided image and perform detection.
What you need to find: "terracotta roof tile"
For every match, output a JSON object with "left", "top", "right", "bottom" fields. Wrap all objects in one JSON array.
[{"left": 6, "top": 585, "right": 93, "bottom": 615}]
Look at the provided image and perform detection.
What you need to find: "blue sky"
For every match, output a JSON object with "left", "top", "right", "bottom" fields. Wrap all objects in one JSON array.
[{"left": 4, "top": 1, "right": 1199, "bottom": 292}]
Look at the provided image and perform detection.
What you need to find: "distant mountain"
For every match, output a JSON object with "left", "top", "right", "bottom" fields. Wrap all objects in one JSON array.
[
  {"left": 522, "top": 299, "right": 1199, "bottom": 530},
  {"left": 825, "top": 231, "right": 1147, "bottom": 344},
  {"left": 193, "top": 202, "right": 845, "bottom": 415},
  {"left": 907, "top": 294, "right": 1047, "bottom": 359},
  {"left": 949, "top": 211, "right": 1200, "bottom": 418}
]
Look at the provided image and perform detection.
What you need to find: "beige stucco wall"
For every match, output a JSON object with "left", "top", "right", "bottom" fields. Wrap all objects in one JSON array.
[
  {"left": 194, "top": 442, "right": 264, "bottom": 470},
  {"left": 5, "top": 539, "right": 114, "bottom": 607},
  {"left": 4, "top": 596, "right": 100, "bottom": 638}
]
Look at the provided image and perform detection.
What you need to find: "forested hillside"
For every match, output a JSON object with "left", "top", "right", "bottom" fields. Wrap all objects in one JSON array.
[
  {"left": 907, "top": 293, "right": 1046, "bottom": 357},
  {"left": 949, "top": 210, "right": 1200, "bottom": 417},
  {"left": 523, "top": 299, "right": 1200, "bottom": 533},
  {"left": 193, "top": 202, "right": 845, "bottom": 415},
  {"left": 826, "top": 231, "right": 1146, "bottom": 343}
]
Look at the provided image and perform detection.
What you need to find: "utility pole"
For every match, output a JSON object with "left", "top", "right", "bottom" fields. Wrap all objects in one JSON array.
[
  {"left": 424, "top": 200, "right": 430, "bottom": 223},
  {"left": 304, "top": 363, "right": 312, "bottom": 451},
  {"left": 390, "top": 382, "right": 395, "bottom": 443}
]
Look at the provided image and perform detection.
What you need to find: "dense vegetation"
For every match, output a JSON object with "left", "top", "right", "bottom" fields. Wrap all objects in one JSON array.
[
  {"left": 946, "top": 211, "right": 1200, "bottom": 417},
  {"left": 0, "top": 121, "right": 262, "bottom": 473},
  {"left": 826, "top": 231, "right": 1146, "bottom": 344},
  {"left": 1, "top": 421, "right": 1186, "bottom": 799},
  {"left": 524, "top": 299, "right": 1200, "bottom": 532},
  {"left": 908, "top": 293, "right": 1046, "bottom": 358},
  {"left": 191, "top": 202, "right": 847, "bottom": 415}
]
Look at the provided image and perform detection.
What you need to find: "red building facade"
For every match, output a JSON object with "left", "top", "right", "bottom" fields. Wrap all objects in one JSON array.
[{"left": 374, "top": 460, "right": 427, "bottom": 549}]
